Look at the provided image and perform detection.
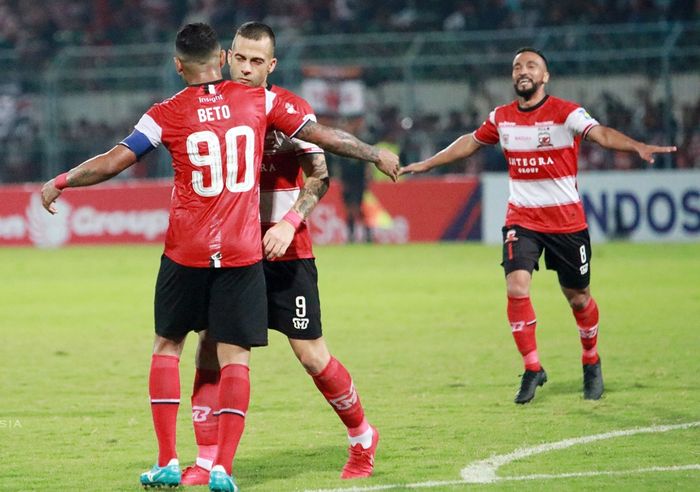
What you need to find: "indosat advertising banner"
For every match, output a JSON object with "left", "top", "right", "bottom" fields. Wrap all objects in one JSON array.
[{"left": 481, "top": 170, "right": 700, "bottom": 243}]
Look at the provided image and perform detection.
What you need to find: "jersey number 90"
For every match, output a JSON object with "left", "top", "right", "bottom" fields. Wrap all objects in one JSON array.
[{"left": 187, "top": 126, "right": 255, "bottom": 197}]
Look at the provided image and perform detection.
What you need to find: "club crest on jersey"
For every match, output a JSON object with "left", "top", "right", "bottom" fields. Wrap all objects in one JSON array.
[
  {"left": 537, "top": 129, "right": 553, "bottom": 147},
  {"left": 285, "top": 102, "right": 299, "bottom": 114}
]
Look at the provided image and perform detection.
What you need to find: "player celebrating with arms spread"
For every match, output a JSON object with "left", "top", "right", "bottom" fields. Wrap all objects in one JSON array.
[
  {"left": 400, "top": 48, "right": 675, "bottom": 404},
  {"left": 181, "top": 22, "right": 379, "bottom": 486}
]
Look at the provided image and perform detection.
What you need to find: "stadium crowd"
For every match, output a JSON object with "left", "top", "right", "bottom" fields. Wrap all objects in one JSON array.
[
  {"left": 0, "top": 0, "right": 697, "bottom": 54},
  {"left": 0, "top": 0, "right": 698, "bottom": 183}
]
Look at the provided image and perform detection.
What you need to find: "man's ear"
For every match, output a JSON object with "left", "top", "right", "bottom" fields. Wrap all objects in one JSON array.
[
  {"left": 543, "top": 70, "right": 550, "bottom": 84},
  {"left": 268, "top": 57, "right": 277, "bottom": 75},
  {"left": 174, "top": 56, "right": 184, "bottom": 75},
  {"left": 219, "top": 49, "right": 226, "bottom": 68}
]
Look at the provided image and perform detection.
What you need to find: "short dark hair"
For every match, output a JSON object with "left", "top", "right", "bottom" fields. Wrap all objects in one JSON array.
[
  {"left": 235, "top": 21, "right": 276, "bottom": 50},
  {"left": 175, "top": 23, "right": 220, "bottom": 61},
  {"left": 515, "top": 47, "right": 548, "bottom": 68}
]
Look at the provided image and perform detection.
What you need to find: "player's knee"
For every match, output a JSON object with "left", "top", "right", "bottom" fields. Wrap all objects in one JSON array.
[
  {"left": 196, "top": 340, "right": 219, "bottom": 370},
  {"left": 153, "top": 335, "right": 185, "bottom": 356},
  {"left": 506, "top": 271, "right": 531, "bottom": 298},
  {"left": 568, "top": 293, "right": 590, "bottom": 311},
  {"left": 297, "top": 348, "right": 330, "bottom": 374}
]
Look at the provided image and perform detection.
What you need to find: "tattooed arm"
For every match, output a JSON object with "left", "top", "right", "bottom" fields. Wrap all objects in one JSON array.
[
  {"left": 296, "top": 121, "right": 399, "bottom": 181},
  {"left": 263, "top": 152, "right": 330, "bottom": 259},
  {"left": 41, "top": 145, "right": 137, "bottom": 214}
]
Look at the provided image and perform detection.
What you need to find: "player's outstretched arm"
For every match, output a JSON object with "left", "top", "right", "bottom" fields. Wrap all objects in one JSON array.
[
  {"left": 41, "top": 145, "right": 138, "bottom": 214},
  {"left": 296, "top": 121, "right": 400, "bottom": 182},
  {"left": 263, "top": 153, "right": 330, "bottom": 259},
  {"left": 399, "top": 132, "right": 482, "bottom": 176},
  {"left": 585, "top": 125, "right": 677, "bottom": 164}
]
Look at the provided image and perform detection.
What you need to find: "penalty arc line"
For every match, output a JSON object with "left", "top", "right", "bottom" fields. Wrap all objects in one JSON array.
[{"left": 302, "top": 421, "right": 700, "bottom": 492}]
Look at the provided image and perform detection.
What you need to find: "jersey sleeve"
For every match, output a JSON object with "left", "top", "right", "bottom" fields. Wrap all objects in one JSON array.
[
  {"left": 132, "top": 106, "right": 164, "bottom": 148},
  {"left": 472, "top": 110, "right": 500, "bottom": 145},
  {"left": 266, "top": 89, "right": 312, "bottom": 139},
  {"left": 564, "top": 106, "right": 599, "bottom": 139}
]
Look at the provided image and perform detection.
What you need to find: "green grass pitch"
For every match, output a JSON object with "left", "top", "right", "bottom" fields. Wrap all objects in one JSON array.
[{"left": 0, "top": 242, "right": 698, "bottom": 491}]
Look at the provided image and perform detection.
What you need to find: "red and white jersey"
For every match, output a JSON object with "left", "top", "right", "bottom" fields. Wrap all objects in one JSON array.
[
  {"left": 260, "top": 85, "right": 323, "bottom": 262},
  {"left": 133, "top": 80, "right": 308, "bottom": 267},
  {"left": 473, "top": 95, "right": 599, "bottom": 233}
]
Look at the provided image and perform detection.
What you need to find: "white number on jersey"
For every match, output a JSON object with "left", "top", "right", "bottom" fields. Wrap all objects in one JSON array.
[{"left": 187, "top": 126, "right": 255, "bottom": 197}]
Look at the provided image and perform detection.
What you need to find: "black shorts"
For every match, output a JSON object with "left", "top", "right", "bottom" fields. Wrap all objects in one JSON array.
[
  {"left": 154, "top": 255, "right": 268, "bottom": 347},
  {"left": 501, "top": 225, "right": 592, "bottom": 289},
  {"left": 264, "top": 258, "right": 322, "bottom": 340}
]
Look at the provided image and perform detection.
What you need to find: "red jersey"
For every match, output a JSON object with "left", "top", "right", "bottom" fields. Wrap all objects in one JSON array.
[
  {"left": 260, "top": 85, "right": 323, "bottom": 262},
  {"left": 133, "top": 80, "right": 308, "bottom": 267},
  {"left": 473, "top": 95, "right": 599, "bottom": 233}
]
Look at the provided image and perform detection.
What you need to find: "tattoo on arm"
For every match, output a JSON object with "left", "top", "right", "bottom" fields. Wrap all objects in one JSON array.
[
  {"left": 297, "top": 122, "right": 379, "bottom": 163},
  {"left": 293, "top": 154, "right": 329, "bottom": 219},
  {"left": 68, "top": 166, "right": 100, "bottom": 187}
]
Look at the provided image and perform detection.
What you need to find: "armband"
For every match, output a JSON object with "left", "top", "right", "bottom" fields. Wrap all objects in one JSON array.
[{"left": 120, "top": 129, "right": 156, "bottom": 159}]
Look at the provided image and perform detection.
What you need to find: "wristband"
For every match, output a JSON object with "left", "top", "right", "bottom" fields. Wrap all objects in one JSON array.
[
  {"left": 54, "top": 172, "right": 69, "bottom": 190},
  {"left": 282, "top": 210, "right": 303, "bottom": 230}
]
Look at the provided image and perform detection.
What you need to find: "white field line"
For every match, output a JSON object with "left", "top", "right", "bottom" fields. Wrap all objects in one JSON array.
[
  {"left": 302, "top": 421, "right": 700, "bottom": 492},
  {"left": 460, "top": 420, "right": 700, "bottom": 483}
]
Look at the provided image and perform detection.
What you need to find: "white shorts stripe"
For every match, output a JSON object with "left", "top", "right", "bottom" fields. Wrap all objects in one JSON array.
[{"left": 509, "top": 176, "right": 580, "bottom": 208}]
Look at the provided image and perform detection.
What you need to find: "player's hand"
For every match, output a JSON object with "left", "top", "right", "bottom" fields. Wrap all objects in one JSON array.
[
  {"left": 374, "top": 148, "right": 400, "bottom": 182},
  {"left": 637, "top": 144, "right": 677, "bottom": 164},
  {"left": 263, "top": 220, "right": 296, "bottom": 259},
  {"left": 40, "top": 179, "right": 62, "bottom": 215},
  {"left": 398, "top": 161, "right": 431, "bottom": 176}
]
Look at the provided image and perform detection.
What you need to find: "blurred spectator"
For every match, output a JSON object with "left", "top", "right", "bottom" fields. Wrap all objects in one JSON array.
[{"left": 0, "top": 0, "right": 697, "bottom": 182}]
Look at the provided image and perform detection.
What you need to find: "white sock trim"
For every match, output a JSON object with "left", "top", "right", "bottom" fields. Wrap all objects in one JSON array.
[
  {"left": 196, "top": 457, "right": 213, "bottom": 471},
  {"left": 348, "top": 427, "right": 373, "bottom": 449}
]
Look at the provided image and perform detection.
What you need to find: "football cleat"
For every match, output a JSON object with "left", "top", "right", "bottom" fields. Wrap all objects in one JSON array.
[
  {"left": 341, "top": 425, "right": 379, "bottom": 479},
  {"left": 209, "top": 465, "right": 238, "bottom": 492},
  {"left": 140, "top": 458, "right": 181, "bottom": 488},
  {"left": 514, "top": 368, "right": 547, "bottom": 404},
  {"left": 583, "top": 359, "right": 604, "bottom": 400},
  {"left": 181, "top": 464, "right": 210, "bottom": 486}
]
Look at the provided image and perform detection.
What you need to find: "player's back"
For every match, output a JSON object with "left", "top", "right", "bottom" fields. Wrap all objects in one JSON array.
[{"left": 142, "top": 80, "right": 270, "bottom": 267}]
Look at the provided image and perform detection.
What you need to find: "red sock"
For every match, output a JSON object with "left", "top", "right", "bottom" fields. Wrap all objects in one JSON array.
[
  {"left": 312, "top": 357, "right": 366, "bottom": 431},
  {"left": 574, "top": 297, "right": 600, "bottom": 365},
  {"left": 191, "top": 368, "right": 220, "bottom": 469},
  {"left": 213, "top": 364, "right": 250, "bottom": 475},
  {"left": 507, "top": 296, "right": 541, "bottom": 371},
  {"left": 149, "top": 354, "right": 180, "bottom": 467}
]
